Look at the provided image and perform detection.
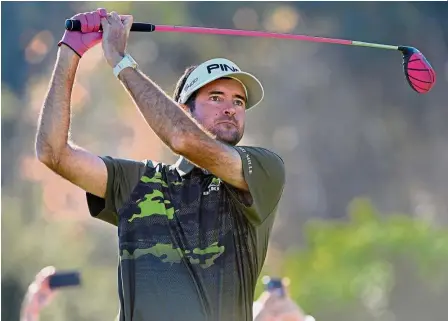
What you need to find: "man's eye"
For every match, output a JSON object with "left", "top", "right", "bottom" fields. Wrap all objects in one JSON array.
[
  {"left": 234, "top": 100, "right": 245, "bottom": 107},
  {"left": 210, "top": 96, "right": 221, "bottom": 101}
]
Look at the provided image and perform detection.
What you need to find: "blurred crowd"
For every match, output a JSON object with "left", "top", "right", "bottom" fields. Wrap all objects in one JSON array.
[{"left": 20, "top": 268, "right": 312, "bottom": 321}]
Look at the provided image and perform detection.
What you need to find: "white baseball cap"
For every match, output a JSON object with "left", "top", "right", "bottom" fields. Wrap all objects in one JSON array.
[{"left": 178, "top": 58, "right": 264, "bottom": 110}]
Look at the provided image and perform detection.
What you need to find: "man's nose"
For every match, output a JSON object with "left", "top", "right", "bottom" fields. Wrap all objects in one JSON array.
[{"left": 223, "top": 104, "right": 236, "bottom": 116}]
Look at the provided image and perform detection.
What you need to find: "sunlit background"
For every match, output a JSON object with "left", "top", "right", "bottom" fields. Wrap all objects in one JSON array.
[{"left": 2, "top": 2, "right": 448, "bottom": 321}]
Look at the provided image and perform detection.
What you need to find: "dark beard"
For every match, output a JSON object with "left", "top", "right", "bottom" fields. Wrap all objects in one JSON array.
[{"left": 213, "top": 127, "right": 242, "bottom": 146}]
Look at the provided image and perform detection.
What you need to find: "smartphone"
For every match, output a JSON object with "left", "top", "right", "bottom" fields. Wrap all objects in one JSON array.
[
  {"left": 262, "top": 276, "right": 286, "bottom": 297},
  {"left": 48, "top": 271, "right": 81, "bottom": 289}
]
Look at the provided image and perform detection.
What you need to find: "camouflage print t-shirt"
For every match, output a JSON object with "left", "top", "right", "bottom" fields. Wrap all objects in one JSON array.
[{"left": 86, "top": 146, "right": 285, "bottom": 321}]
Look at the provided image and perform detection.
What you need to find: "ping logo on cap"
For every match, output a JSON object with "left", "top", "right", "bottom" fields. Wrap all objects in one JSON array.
[{"left": 206, "top": 63, "right": 240, "bottom": 74}]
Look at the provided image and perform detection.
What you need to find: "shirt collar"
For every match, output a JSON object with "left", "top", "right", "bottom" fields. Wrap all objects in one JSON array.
[
  {"left": 172, "top": 157, "right": 211, "bottom": 176},
  {"left": 172, "top": 157, "right": 194, "bottom": 176}
]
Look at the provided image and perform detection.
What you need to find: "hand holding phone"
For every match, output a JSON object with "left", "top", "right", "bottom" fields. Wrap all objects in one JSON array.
[{"left": 20, "top": 267, "right": 82, "bottom": 321}]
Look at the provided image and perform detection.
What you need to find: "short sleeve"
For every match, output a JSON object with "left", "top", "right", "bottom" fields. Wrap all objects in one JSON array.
[
  {"left": 233, "top": 146, "right": 286, "bottom": 226},
  {"left": 86, "top": 156, "right": 147, "bottom": 226}
]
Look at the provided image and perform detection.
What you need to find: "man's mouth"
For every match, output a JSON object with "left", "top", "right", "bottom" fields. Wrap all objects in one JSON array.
[{"left": 217, "top": 121, "right": 237, "bottom": 127}]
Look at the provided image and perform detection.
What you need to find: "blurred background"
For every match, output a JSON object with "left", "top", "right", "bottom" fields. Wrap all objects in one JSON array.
[{"left": 2, "top": 1, "right": 448, "bottom": 321}]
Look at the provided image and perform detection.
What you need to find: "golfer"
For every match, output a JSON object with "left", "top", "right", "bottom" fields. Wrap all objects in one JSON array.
[{"left": 36, "top": 8, "right": 285, "bottom": 321}]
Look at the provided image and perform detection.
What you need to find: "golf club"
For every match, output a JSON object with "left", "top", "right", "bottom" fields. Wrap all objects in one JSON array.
[{"left": 65, "top": 19, "right": 436, "bottom": 94}]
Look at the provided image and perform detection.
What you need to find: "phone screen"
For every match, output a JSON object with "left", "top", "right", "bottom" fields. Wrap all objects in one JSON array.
[{"left": 48, "top": 272, "right": 81, "bottom": 289}]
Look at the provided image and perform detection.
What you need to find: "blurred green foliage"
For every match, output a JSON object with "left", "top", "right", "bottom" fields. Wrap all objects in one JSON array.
[{"left": 256, "top": 198, "right": 448, "bottom": 320}]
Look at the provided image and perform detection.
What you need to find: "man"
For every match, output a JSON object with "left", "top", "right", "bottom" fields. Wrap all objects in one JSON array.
[{"left": 36, "top": 8, "right": 285, "bottom": 321}]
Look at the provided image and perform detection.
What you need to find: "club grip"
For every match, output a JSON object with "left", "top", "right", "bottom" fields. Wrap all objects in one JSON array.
[{"left": 65, "top": 19, "right": 156, "bottom": 32}]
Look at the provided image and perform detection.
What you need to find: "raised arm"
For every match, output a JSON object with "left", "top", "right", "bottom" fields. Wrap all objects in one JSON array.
[
  {"left": 36, "top": 10, "right": 108, "bottom": 198},
  {"left": 101, "top": 13, "right": 255, "bottom": 191}
]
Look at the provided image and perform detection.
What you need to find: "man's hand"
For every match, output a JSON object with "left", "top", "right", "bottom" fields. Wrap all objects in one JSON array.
[
  {"left": 254, "top": 296, "right": 308, "bottom": 321},
  {"left": 58, "top": 8, "right": 107, "bottom": 57},
  {"left": 100, "top": 12, "right": 134, "bottom": 68}
]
